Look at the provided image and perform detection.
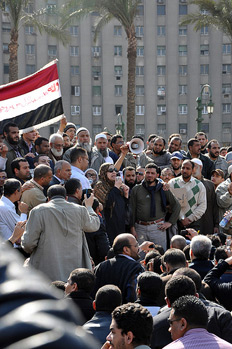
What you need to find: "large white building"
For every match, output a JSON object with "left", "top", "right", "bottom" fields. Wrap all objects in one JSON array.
[{"left": 0, "top": 0, "right": 231, "bottom": 145}]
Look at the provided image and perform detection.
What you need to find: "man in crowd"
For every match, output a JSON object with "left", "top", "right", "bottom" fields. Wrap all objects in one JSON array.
[
  {"left": 19, "top": 129, "right": 37, "bottom": 156},
  {"left": 103, "top": 303, "right": 153, "bottom": 349},
  {"left": 63, "top": 122, "right": 76, "bottom": 144},
  {"left": 65, "top": 178, "right": 83, "bottom": 205},
  {"left": 160, "top": 168, "right": 174, "bottom": 183},
  {"left": 21, "top": 185, "right": 100, "bottom": 281},
  {"left": 131, "top": 163, "right": 180, "bottom": 250},
  {"left": 216, "top": 164, "right": 232, "bottom": 233},
  {"left": 63, "top": 127, "right": 93, "bottom": 163},
  {"left": 136, "top": 167, "right": 145, "bottom": 184},
  {"left": 145, "top": 134, "right": 157, "bottom": 155},
  {"left": 11, "top": 157, "right": 31, "bottom": 184},
  {"left": 90, "top": 133, "right": 113, "bottom": 172},
  {"left": 170, "top": 152, "right": 183, "bottom": 177},
  {"left": 48, "top": 133, "right": 64, "bottom": 165},
  {"left": 0, "top": 169, "right": 7, "bottom": 195},
  {"left": 189, "top": 235, "right": 214, "bottom": 279},
  {"left": 123, "top": 166, "right": 137, "bottom": 190},
  {"left": 0, "top": 179, "right": 28, "bottom": 240},
  {"left": 140, "top": 137, "right": 171, "bottom": 169},
  {"left": 211, "top": 169, "right": 224, "bottom": 189},
  {"left": 169, "top": 160, "right": 206, "bottom": 231},
  {"left": 49, "top": 160, "right": 72, "bottom": 186},
  {"left": 33, "top": 154, "right": 51, "bottom": 167},
  {"left": 70, "top": 147, "right": 91, "bottom": 190},
  {"left": 109, "top": 134, "right": 136, "bottom": 169},
  {"left": 195, "top": 131, "right": 208, "bottom": 154},
  {"left": 168, "top": 136, "right": 183, "bottom": 154},
  {"left": 206, "top": 139, "right": 228, "bottom": 177},
  {"left": 35, "top": 137, "right": 50, "bottom": 156},
  {"left": 186, "top": 138, "right": 214, "bottom": 179}
]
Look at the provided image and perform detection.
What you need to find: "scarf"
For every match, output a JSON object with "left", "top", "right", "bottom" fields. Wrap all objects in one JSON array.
[{"left": 142, "top": 180, "right": 166, "bottom": 218}]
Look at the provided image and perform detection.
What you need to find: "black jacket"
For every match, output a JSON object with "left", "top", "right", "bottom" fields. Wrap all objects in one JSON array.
[{"left": 66, "top": 290, "right": 95, "bottom": 324}]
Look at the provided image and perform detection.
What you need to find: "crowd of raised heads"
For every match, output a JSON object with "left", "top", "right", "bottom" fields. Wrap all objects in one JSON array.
[{"left": 1, "top": 117, "right": 232, "bottom": 348}]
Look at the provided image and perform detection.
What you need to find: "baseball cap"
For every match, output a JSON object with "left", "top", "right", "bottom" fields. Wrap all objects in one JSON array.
[
  {"left": 211, "top": 169, "right": 224, "bottom": 178},
  {"left": 171, "top": 151, "right": 183, "bottom": 160}
]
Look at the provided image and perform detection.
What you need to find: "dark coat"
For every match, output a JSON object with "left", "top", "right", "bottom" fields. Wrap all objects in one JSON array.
[
  {"left": 49, "top": 176, "right": 61, "bottom": 186},
  {"left": 189, "top": 259, "right": 214, "bottom": 279},
  {"left": 199, "top": 178, "right": 219, "bottom": 234},
  {"left": 83, "top": 311, "right": 112, "bottom": 346},
  {"left": 66, "top": 290, "right": 95, "bottom": 325}
]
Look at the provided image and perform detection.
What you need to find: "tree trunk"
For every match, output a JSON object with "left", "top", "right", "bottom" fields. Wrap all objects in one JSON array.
[
  {"left": 126, "top": 27, "right": 137, "bottom": 141},
  {"left": 9, "top": 28, "right": 19, "bottom": 82}
]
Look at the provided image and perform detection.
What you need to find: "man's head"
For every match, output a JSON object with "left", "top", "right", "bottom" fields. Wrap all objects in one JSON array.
[
  {"left": 195, "top": 132, "right": 208, "bottom": 150},
  {"left": 107, "top": 303, "right": 153, "bottom": 348},
  {"left": 173, "top": 267, "right": 202, "bottom": 293},
  {"left": 211, "top": 169, "right": 224, "bottom": 187},
  {"left": 47, "top": 185, "right": 66, "bottom": 200},
  {"left": 113, "top": 234, "right": 140, "bottom": 261},
  {"left": 146, "top": 134, "right": 157, "bottom": 150},
  {"left": 94, "top": 285, "right": 122, "bottom": 313},
  {"left": 187, "top": 139, "right": 201, "bottom": 157},
  {"left": 63, "top": 133, "right": 71, "bottom": 148},
  {"left": 33, "top": 154, "right": 51, "bottom": 167},
  {"left": 111, "top": 135, "right": 124, "bottom": 154},
  {"left": 168, "top": 296, "right": 208, "bottom": 341},
  {"left": 64, "top": 123, "right": 76, "bottom": 141},
  {"left": 3, "top": 178, "right": 22, "bottom": 201},
  {"left": 54, "top": 160, "right": 72, "bottom": 181},
  {"left": 137, "top": 271, "right": 162, "bottom": 301},
  {"left": 207, "top": 139, "right": 220, "bottom": 159},
  {"left": 95, "top": 133, "right": 108, "bottom": 157},
  {"left": 191, "top": 158, "right": 203, "bottom": 179},
  {"left": 85, "top": 169, "right": 98, "bottom": 187},
  {"left": 181, "top": 160, "right": 194, "bottom": 182},
  {"left": 161, "top": 249, "right": 187, "bottom": 273},
  {"left": 35, "top": 137, "right": 50, "bottom": 155},
  {"left": 170, "top": 152, "right": 183, "bottom": 172},
  {"left": 70, "top": 147, "right": 89, "bottom": 171},
  {"left": 136, "top": 167, "right": 145, "bottom": 184},
  {"left": 33, "top": 165, "right": 53, "bottom": 187},
  {"left": 65, "top": 268, "right": 95, "bottom": 296},
  {"left": 0, "top": 170, "right": 7, "bottom": 187},
  {"left": 65, "top": 178, "right": 82, "bottom": 200},
  {"left": 220, "top": 147, "right": 227, "bottom": 157},
  {"left": 22, "top": 130, "right": 37, "bottom": 144},
  {"left": 11, "top": 157, "right": 31, "bottom": 182},
  {"left": 170, "top": 235, "right": 187, "bottom": 251},
  {"left": 145, "top": 163, "right": 159, "bottom": 185},
  {"left": 160, "top": 168, "right": 174, "bottom": 183},
  {"left": 123, "top": 167, "right": 136, "bottom": 189},
  {"left": 3, "top": 122, "right": 19, "bottom": 145},
  {"left": 190, "top": 235, "right": 212, "bottom": 261},
  {"left": 49, "top": 134, "right": 64, "bottom": 157},
  {"left": 76, "top": 127, "right": 91, "bottom": 152},
  {"left": 153, "top": 137, "right": 165, "bottom": 155},
  {"left": 168, "top": 137, "right": 182, "bottom": 153},
  {"left": 102, "top": 131, "right": 112, "bottom": 148},
  {"left": 165, "top": 275, "right": 197, "bottom": 306}
]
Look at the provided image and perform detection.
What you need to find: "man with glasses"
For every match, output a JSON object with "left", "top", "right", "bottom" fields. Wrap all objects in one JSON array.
[
  {"left": 70, "top": 147, "right": 91, "bottom": 190},
  {"left": 109, "top": 134, "right": 136, "bottom": 171}
]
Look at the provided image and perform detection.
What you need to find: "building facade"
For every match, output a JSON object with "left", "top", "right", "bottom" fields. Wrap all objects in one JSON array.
[{"left": 0, "top": 0, "right": 231, "bottom": 145}]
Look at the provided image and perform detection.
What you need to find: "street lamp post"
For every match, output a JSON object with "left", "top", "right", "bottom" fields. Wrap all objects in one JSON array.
[
  {"left": 196, "top": 84, "right": 214, "bottom": 132},
  {"left": 115, "top": 113, "right": 125, "bottom": 138}
]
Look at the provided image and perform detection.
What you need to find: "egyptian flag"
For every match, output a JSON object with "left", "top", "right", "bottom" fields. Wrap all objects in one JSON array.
[{"left": 0, "top": 60, "right": 64, "bottom": 133}]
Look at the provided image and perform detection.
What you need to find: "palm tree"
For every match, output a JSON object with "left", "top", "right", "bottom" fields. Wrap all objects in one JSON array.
[
  {"left": 181, "top": 0, "right": 232, "bottom": 41},
  {"left": 0, "top": 0, "right": 69, "bottom": 82},
  {"left": 60, "top": 0, "right": 140, "bottom": 140}
]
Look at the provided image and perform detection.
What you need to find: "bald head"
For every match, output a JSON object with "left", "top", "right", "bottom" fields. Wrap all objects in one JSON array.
[
  {"left": 170, "top": 235, "right": 187, "bottom": 251},
  {"left": 113, "top": 233, "right": 139, "bottom": 260}
]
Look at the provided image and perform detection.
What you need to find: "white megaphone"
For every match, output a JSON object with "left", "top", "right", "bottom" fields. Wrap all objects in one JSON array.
[{"left": 128, "top": 138, "right": 144, "bottom": 154}]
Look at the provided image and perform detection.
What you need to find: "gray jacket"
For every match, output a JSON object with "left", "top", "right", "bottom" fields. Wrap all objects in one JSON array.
[
  {"left": 206, "top": 154, "right": 229, "bottom": 178},
  {"left": 139, "top": 151, "right": 171, "bottom": 170}
]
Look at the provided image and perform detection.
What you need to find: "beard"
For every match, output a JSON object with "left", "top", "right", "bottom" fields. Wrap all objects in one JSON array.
[
  {"left": 51, "top": 147, "right": 63, "bottom": 157},
  {"left": 7, "top": 135, "right": 19, "bottom": 145},
  {"left": 125, "top": 179, "right": 136, "bottom": 189},
  {"left": 78, "top": 142, "right": 92, "bottom": 153},
  {"left": 210, "top": 151, "right": 219, "bottom": 159},
  {"left": 99, "top": 148, "right": 108, "bottom": 158}
]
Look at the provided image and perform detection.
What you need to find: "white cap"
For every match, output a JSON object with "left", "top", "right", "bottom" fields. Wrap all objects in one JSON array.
[
  {"left": 95, "top": 133, "right": 107, "bottom": 141},
  {"left": 191, "top": 158, "right": 203, "bottom": 167},
  {"left": 228, "top": 165, "right": 232, "bottom": 175}
]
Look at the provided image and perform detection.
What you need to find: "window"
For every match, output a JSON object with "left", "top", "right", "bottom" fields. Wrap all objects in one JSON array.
[
  {"left": 93, "top": 125, "right": 102, "bottom": 136},
  {"left": 2, "top": 23, "right": 11, "bottom": 32},
  {"left": 25, "top": 25, "right": 34, "bottom": 34},
  {"left": 222, "top": 84, "right": 231, "bottom": 95},
  {"left": 71, "top": 86, "right": 80, "bottom": 96},
  {"left": 179, "top": 85, "right": 187, "bottom": 95},
  {"left": 157, "top": 124, "right": 166, "bottom": 135},
  {"left": 114, "top": 25, "right": 122, "bottom": 36},
  {"left": 71, "top": 105, "right": 80, "bottom": 115},
  {"left": 136, "top": 26, "right": 144, "bottom": 37},
  {"left": 200, "top": 64, "right": 209, "bottom": 75},
  {"left": 137, "top": 46, "right": 144, "bottom": 57},
  {"left": 200, "top": 44, "right": 209, "bottom": 55},
  {"left": 26, "top": 64, "right": 36, "bottom": 75},
  {"left": 115, "top": 85, "right": 122, "bottom": 96},
  {"left": 47, "top": 1, "right": 57, "bottom": 14},
  {"left": 70, "top": 26, "right": 79, "bottom": 36},
  {"left": 179, "top": 104, "right": 188, "bottom": 114},
  {"left": 136, "top": 66, "right": 144, "bottom": 76},
  {"left": 71, "top": 66, "right": 79, "bottom": 75},
  {"left": 115, "top": 105, "right": 123, "bottom": 115},
  {"left": 201, "top": 123, "right": 209, "bottom": 133},
  {"left": 136, "top": 85, "right": 144, "bottom": 96},
  {"left": 179, "top": 26, "right": 187, "bottom": 36},
  {"left": 3, "top": 64, "right": 9, "bottom": 74},
  {"left": 157, "top": 46, "right": 166, "bottom": 56},
  {"left": 157, "top": 65, "right": 166, "bottom": 76},
  {"left": 70, "top": 46, "right": 79, "bottom": 56},
  {"left": 157, "top": 26, "right": 165, "bottom": 36},
  {"left": 136, "top": 124, "right": 145, "bottom": 136},
  {"left": 136, "top": 105, "right": 145, "bottom": 115},
  {"left": 92, "top": 86, "right": 101, "bottom": 96},
  {"left": 3, "top": 43, "right": 9, "bottom": 53},
  {"left": 179, "top": 65, "right": 187, "bottom": 75},
  {"left": 92, "top": 66, "right": 101, "bottom": 77},
  {"left": 157, "top": 105, "right": 166, "bottom": 115},
  {"left": 223, "top": 44, "right": 231, "bottom": 54},
  {"left": 114, "top": 66, "right": 123, "bottom": 76},
  {"left": 92, "top": 46, "right": 101, "bottom": 57},
  {"left": 26, "top": 44, "right": 35, "bottom": 55},
  {"left": 201, "top": 9, "right": 209, "bottom": 15},
  {"left": 24, "top": 2, "right": 34, "bottom": 13},
  {"left": 222, "top": 122, "right": 231, "bottom": 133},
  {"left": 157, "top": 5, "right": 165, "bottom": 15},
  {"left": 157, "top": 86, "right": 166, "bottom": 97},
  {"left": 136, "top": 5, "right": 144, "bottom": 16},
  {"left": 179, "top": 45, "right": 187, "bottom": 56},
  {"left": 179, "top": 5, "right": 187, "bottom": 15},
  {"left": 48, "top": 45, "right": 57, "bottom": 56},
  {"left": 179, "top": 123, "right": 187, "bottom": 135},
  {"left": 92, "top": 106, "right": 102, "bottom": 116},
  {"left": 114, "top": 46, "right": 122, "bottom": 56},
  {"left": 223, "top": 103, "right": 231, "bottom": 114},
  {"left": 200, "top": 26, "right": 208, "bottom": 35},
  {"left": 222, "top": 64, "right": 231, "bottom": 74}
]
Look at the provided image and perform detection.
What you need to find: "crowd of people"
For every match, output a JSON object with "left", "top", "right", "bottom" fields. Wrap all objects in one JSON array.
[{"left": 1, "top": 117, "right": 232, "bottom": 348}]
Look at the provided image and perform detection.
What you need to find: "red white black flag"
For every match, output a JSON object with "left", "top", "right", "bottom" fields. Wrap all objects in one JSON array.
[{"left": 0, "top": 60, "right": 64, "bottom": 133}]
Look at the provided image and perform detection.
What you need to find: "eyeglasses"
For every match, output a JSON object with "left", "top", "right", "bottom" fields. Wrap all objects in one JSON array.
[
  {"left": 127, "top": 242, "right": 139, "bottom": 248},
  {"left": 168, "top": 318, "right": 182, "bottom": 325},
  {"left": 86, "top": 173, "right": 97, "bottom": 178},
  {"left": 115, "top": 141, "right": 124, "bottom": 145},
  {"left": 107, "top": 168, "right": 118, "bottom": 173},
  {"left": 136, "top": 172, "right": 144, "bottom": 176}
]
